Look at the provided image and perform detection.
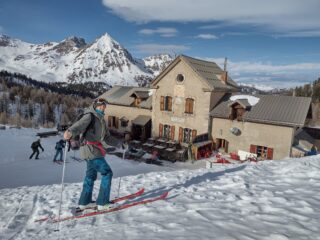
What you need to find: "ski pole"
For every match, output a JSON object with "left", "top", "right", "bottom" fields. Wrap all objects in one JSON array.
[
  {"left": 55, "top": 142, "right": 68, "bottom": 232},
  {"left": 117, "top": 143, "right": 127, "bottom": 198}
]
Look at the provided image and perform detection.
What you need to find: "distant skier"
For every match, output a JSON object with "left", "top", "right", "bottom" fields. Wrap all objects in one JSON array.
[
  {"left": 29, "top": 139, "right": 44, "bottom": 159},
  {"left": 53, "top": 139, "right": 66, "bottom": 163},
  {"left": 64, "top": 98, "right": 121, "bottom": 211}
]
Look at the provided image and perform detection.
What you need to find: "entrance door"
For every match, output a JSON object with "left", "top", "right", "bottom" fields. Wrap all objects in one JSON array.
[{"left": 132, "top": 124, "right": 142, "bottom": 140}]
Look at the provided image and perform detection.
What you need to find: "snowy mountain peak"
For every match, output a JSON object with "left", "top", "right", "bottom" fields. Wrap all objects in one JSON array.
[
  {"left": 0, "top": 34, "right": 18, "bottom": 47},
  {"left": 92, "top": 33, "right": 122, "bottom": 52}
]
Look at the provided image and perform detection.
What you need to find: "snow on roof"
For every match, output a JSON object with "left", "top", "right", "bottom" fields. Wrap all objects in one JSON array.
[{"left": 230, "top": 95, "right": 260, "bottom": 106}]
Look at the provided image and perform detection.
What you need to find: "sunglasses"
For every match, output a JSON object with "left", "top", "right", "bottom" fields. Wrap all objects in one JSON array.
[{"left": 95, "top": 98, "right": 108, "bottom": 106}]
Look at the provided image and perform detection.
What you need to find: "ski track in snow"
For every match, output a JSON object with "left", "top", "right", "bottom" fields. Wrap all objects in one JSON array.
[{"left": 0, "top": 128, "right": 320, "bottom": 239}]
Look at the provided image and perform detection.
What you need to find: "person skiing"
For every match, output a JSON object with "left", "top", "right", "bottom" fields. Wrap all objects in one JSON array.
[
  {"left": 53, "top": 139, "right": 66, "bottom": 163},
  {"left": 64, "top": 98, "right": 120, "bottom": 211},
  {"left": 29, "top": 138, "right": 44, "bottom": 159}
]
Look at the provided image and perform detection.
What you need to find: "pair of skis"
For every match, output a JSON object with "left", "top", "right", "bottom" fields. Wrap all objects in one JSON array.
[{"left": 35, "top": 188, "right": 168, "bottom": 223}]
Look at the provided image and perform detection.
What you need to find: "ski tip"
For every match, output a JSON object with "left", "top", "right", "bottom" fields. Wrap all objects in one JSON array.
[
  {"left": 161, "top": 191, "right": 169, "bottom": 199},
  {"left": 139, "top": 188, "right": 145, "bottom": 194}
]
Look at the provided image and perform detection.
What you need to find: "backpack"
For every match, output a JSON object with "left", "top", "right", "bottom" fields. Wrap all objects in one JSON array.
[
  {"left": 69, "top": 112, "right": 95, "bottom": 151},
  {"left": 31, "top": 142, "right": 38, "bottom": 149},
  {"left": 55, "top": 142, "right": 61, "bottom": 150}
]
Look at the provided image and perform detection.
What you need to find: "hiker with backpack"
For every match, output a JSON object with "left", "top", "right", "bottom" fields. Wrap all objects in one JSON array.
[
  {"left": 53, "top": 139, "right": 66, "bottom": 163},
  {"left": 29, "top": 138, "right": 44, "bottom": 159},
  {"left": 64, "top": 98, "right": 121, "bottom": 211}
]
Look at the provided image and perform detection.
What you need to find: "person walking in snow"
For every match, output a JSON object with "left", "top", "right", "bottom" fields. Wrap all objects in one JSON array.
[
  {"left": 29, "top": 139, "right": 44, "bottom": 159},
  {"left": 64, "top": 98, "right": 120, "bottom": 211},
  {"left": 53, "top": 139, "right": 66, "bottom": 163}
]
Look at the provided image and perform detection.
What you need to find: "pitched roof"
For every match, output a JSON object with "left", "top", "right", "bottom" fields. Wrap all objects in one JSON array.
[
  {"left": 99, "top": 86, "right": 152, "bottom": 109},
  {"left": 152, "top": 55, "right": 238, "bottom": 91},
  {"left": 210, "top": 94, "right": 312, "bottom": 127}
]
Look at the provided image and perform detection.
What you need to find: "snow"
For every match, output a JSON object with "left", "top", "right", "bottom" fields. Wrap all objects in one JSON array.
[
  {"left": 0, "top": 34, "right": 152, "bottom": 85},
  {"left": 1, "top": 128, "right": 320, "bottom": 240},
  {"left": 230, "top": 95, "right": 260, "bottom": 106}
]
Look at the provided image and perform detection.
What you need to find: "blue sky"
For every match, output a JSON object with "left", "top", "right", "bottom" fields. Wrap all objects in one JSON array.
[{"left": 0, "top": 0, "right": 319, "bottom": 89}]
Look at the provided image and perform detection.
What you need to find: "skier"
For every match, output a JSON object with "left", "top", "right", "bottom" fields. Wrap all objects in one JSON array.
[
  {"left": 64, "top": 98, "right": 121, "bottom": 211},
  {"left": 53, "top": 139, "right": 66, "bottom": 163},
  {"left": 29, "top": 138, "right": 44, "bottom": 159}
]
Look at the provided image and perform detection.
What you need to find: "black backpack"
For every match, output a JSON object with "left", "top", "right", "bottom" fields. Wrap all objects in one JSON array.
[
  {"left": 69, "top": 112, "right": 96, "bottom": 150},
  {"left": 31, "top": 142, "right": 38, "bottom": 149}
]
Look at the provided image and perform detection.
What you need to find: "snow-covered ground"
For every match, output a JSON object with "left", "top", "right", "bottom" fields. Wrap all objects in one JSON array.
[{"left": 0, "top": 128, "right": 320, "bottom": 239}]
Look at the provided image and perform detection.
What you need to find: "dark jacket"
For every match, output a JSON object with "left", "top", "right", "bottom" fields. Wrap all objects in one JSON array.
[
  {"left": 31, "top": 140, "right": 44, "bottom": 151},
  {"left": 55, "top": 140, "right": 65, "bottom": 150},
  {"left": 68, "top": 105, "right": 119, "bottom": 160}
]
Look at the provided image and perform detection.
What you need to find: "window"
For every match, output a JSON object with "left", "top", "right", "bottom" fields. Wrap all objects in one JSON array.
[
  {"left": 163, "top": 124, "right": 171, "bottom": 139},
  {"left": 183, "top": 128, "right": 192, "bottom": 143},
  {"left": 176, "top": 74, "right": 185, "bottom": 83},
  {"left": 185, "top": 98, "right": 194, "bottom": 114},
  {"left": 108, "top": 116, "right": 119, "bottom": 129},
  {"left": 250, "top": 144, "right": 274, "bottom": 159},
  {"left": 160, "top": 124, "right": 175, "bottom": 140},
  {"left": 229, "top": 104, "right": 245, "bottom": 121},
  {"left": 120, "top": 118, "right": 128, "bottom": 127},
  {"left": 160, "top": 96, "right": 172, "bottom": 111}
]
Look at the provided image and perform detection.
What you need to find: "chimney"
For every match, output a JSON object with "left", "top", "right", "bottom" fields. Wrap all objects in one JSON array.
[{"left": 221, "top": 57, "right": 228, "bottom": 84}]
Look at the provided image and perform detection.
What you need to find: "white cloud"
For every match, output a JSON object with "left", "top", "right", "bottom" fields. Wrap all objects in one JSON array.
[
  {"left": 195, "top": 34, "right": 218, "bottom": 39},
  {"left": 139, "top": 27, "right": 178, "bottom": 37},
  {"left": 204, "top": 57, "right": 320, "bottom": 89},
  {"left": 135, "top": 43, "right": 190, "bottom": 55},
  {"left": 102, "top": 0, "right": 320, "bottom": 34}
]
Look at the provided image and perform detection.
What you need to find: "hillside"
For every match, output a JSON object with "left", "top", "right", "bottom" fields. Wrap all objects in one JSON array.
[{"left": 0, "top": 129, "right": 319, "bottom": 240}]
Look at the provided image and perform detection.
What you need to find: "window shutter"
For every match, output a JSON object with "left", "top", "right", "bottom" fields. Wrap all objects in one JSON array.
[
  {"left": 185, "top": 99, "right": 189, "bottom": 113},
  {"left": 159, "top": 123, "right": 163, "bottom": 138},
  {"left": 168, "top": 97, "right": 172, "bottom": 111},
  {"left": 108, "top": 116, "right": 112, "bottom": 127},
  {"left": 171, "top": 125, "right": 175, "bottom": 140},
  {"left": 179, "top": 127, "right": 183, "bottom": 142},
  {"left": 225, "top": 141, "right": 229, "bottom": 153},
  {"left": 160, "top": 96, "right": 164, "bottom": 111},
  {"left": 115, "top": 117, "right": 119, "bottom": 129},
  {"left": 192, "top": 129, "right": 197, "bottom": 142},
  {"left": 267, "top": 148, "right": 273, "bottom": 160},
  {"left": 190, "top": 99, "right": 194, "bottom": 114},
  {"left": 250, "top": 144, "right": 257, "bottom": 154}
]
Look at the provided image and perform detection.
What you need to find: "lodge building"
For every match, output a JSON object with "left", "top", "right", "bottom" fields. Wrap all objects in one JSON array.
[{"left": 100, "top": 55, "right": 312, "bottom": 161}]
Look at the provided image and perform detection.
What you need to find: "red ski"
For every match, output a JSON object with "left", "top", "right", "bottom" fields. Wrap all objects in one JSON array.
[
  {"left": 51, "top": 191, "right": 169, "bottom": 223},
  {"left": 35, "top": 188, "right": 145, "bottom": 223}
]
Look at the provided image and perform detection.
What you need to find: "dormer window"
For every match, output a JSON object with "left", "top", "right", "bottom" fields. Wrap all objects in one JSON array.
[
  {"left": 130, "top": 91, "right": 149, "bottom": 107},
  {"left": 228, "top": 100, "right": 250, "bottom": 121}
]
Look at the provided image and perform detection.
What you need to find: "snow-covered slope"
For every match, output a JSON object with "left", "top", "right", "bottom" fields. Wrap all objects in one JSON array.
[
  {"left": 0, "top": 34, "right": 155, "bottom": 85},
  {"left": 0, "top": 128, "right": 319, "bottom": 240}
]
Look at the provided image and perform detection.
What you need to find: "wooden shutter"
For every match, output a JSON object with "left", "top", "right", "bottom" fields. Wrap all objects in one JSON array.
[
  {"left": 171, "top": 126, "right": 175, "bottom": 140},
  {"left": 168, "top": 97, "right": 172, "bottom": 111},
  {"left": 108, "top": 116, "right": 112, "bottom": 127},
  {"left": 159, "top": 123, "right": 163, "bottom": 138},
  {"left": 267, "top": 148, "right": 273, "bottom": 160},
  {"left": 185, "top": 99, "right": 189, "bottom": 113},
  {"left": 179, "top": 127, "right": 183, "bottom": 142},
  {"left": 160, "top": 96, "right": 164, "bottom": 111},
  {"left": 250, "top": 144, "right": 257, "bottom": 154},
  {"left": 115, "top": 117, "right": 119, "bottom": 129},
  {"left": 190, "top": 99, "right": 194, "bottom": 114},
  {"left": 225, "top": 141, "right": 229, "bottom": 153},
  {"left": 192, "top": 129, "right": 197, "bottom": 142}
]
